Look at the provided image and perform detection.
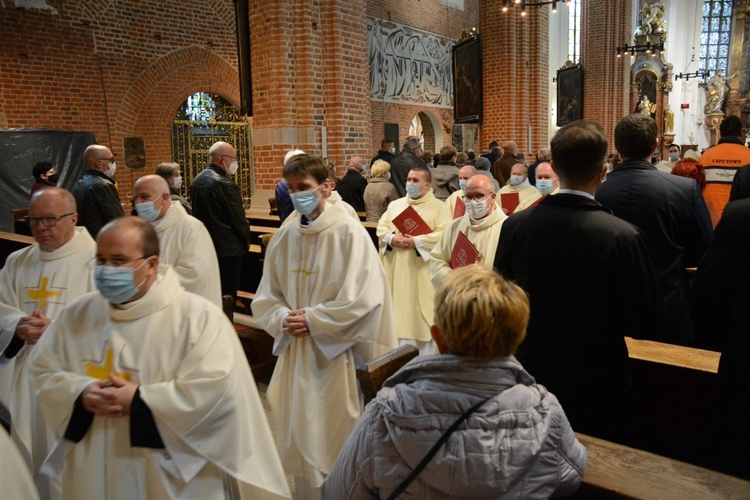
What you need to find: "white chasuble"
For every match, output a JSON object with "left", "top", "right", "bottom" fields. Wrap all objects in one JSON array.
[
  {"left": 429, "top": 209, "right": 507, "bottom": 292},
  {"left": 377, "top": 190, "right": 451, "bottom": 342},
  {"left": 514, "top": 187, "right": 559, "bottom": 213},
  {"left": 0, "top": 427, "right": 39, "bottom": 499},
  {"left": 152, "top": 201, "right": 222, "bottom": 307},
  {"left": 280, "top": 192, "right": 359, "bottom": 228},
  {"left": 0, "top": 227, "right": 96, "bottom": 498},
  {"left": 445, "top": 189, "right": 464, "bottom": 216},
  {"left": 253, "top": 201, "right": 397, "bottom": 487},
  {"left": 499, "top": 183, "right": 542, "bottom": 207},
  {"left": 29, "top": 267, "right": 291, "bottom": 499}
]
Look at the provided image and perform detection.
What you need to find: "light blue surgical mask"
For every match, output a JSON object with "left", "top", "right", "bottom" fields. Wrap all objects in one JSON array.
[
  {"left": 509, "top": 175, "right": 524, "bottom": 186},
  {"left": 669, "top": 153, "right": 680, "bottom": 162},
  {"left": 459, "top": 179, "right": 468, "bottom": 191},
  {"left": 536, "top": 179, "right": 555, "bottom": 195},
  {"left": 135, "top": 199, "right": 163, "bottom": 223},
  {"left": 94, "top": 260, "right": 148, "bottom": 304},
  {"left": 405, "top": 182, "right": 423, "bottom": 198},
  {"left": 290, "top": 185, "right": 322, "bottom": 216}
]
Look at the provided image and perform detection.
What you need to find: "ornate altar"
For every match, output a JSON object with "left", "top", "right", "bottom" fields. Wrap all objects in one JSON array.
[{"left": 628, "top": 3, "right": 675, "bottom": 155}]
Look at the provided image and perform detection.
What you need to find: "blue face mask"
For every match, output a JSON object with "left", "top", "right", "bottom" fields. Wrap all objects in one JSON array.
[
  {"left": 94, "top": 260, "right": 148, "bottom": 304},
  {"left": 536, "top": 179, "right": 555, "bottom": 195},
  {"left": 290, "top": 185, "right": 322, "bottom": 216},
  {"left": 509, "top": 175, "right": 524, "bottom": 186},
  {"left": 135, "top": 199, "right": 163, "bottom": 223},
  {"left": 405, "top": 182, "right": 423, "bottom": 198},
  {"left": 459, "top": 179, "right": 468, "bottom": 191}
]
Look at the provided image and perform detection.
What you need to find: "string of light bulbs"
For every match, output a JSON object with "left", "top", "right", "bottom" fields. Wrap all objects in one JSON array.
[{"left": 501, "top": 0, "right": 572, "bottom": 17}]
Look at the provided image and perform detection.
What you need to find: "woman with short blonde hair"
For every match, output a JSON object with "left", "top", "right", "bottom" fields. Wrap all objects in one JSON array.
[{"left": 363, "top": 159, "right": 398, "bottom": 222}]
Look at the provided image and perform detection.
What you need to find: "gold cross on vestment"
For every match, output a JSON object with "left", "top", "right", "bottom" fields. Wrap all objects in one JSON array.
[
  {"left": 26, "top": 276, "right": 62, "bottom": 310},
  {"left": 85, "top": 348, "right": 131, "bottom": 381},
  {"left": 292, "top": 243, "right": 319, "bottom": 288}
]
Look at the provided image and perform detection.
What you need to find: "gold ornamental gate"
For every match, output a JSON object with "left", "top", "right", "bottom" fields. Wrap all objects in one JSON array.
[{"left": 171, "top": 92, "right": 253, "bottom": 203}]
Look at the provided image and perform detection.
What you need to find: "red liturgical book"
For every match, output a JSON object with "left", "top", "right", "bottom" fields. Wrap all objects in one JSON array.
[
  {"left": 453, "top": 196, "right": 466, "bottom": 219},
  {"left": 393, "top": 205, "right": 432, "bottom": 236},
  {"left": 450, "top": 231, "right": 480, "bottom": 269},
  {"left": 500, "top": 192, "right": 520, "bottom": 214}
]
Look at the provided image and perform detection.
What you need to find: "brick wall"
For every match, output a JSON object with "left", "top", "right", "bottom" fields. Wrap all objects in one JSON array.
[
  {"left": 479, "top": 1, "right": 550, "bottom": 156},
  {"left": 580, "top": 1, "right": 633, "bottom": 149}
]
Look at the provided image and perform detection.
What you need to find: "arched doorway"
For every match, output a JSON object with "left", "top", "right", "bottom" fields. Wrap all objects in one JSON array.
[
  {"left": 409, "top": 111, "right": 443, "bottom": 154},
  {"left": 171, "top": 92, "right": 253, "bottom": 202}
]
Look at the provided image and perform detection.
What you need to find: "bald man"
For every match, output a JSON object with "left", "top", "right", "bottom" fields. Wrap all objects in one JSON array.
[
  {"left": 337, "top": 155, "right": 368, "bottom": 212},
  {"left": 430, "top": 175, "right": 507, "bottom": 291},
  {"left": 445, "top": 165, "right": 478, "bottom": 218},
  {"left": 492, "top": 141, "right": 518, "bottom": 185},
  {"left": 515, "top": 162, "right": 560, "bottom": 213},
  {"left": 190, "top": 141, "right": 251, "bottom": 302},
  {"left": 0, "top": 188, "right": 96, "bottom": 498},
  {"left": 29, "top": 216, "right": 290, "bottom": 499},
  {"left": 499, "top": 163, "right": 541, "bottom": 213},
  {"left": 71, "top": 144, "right": 125, "bottom": 237},
  {"left": 133, "top": 175, "right": 221, "bottom": 306}
]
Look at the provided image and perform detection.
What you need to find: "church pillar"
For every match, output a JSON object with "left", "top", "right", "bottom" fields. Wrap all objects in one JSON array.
[
  {"left": 580, "top": 1, "right": 632, "bottom": 147},
  {"left": 479, "top": 2, "right": 550, "bottom": 156}
]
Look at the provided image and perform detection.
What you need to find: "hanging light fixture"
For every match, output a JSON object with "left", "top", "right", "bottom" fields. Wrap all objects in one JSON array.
[{"left": 501, "top": 0, "right": 564, "bottom": 16}]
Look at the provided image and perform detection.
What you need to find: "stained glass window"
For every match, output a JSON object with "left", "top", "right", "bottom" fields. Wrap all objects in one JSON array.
[
  {"left": 185, "top": 92, "right": 217, "bottom": 123},
  {"left": 567, "top": 0, "right": 581, "bottom": 63},
  {"left": 701, "top": 1, "right": 733, "bottom": 75}
]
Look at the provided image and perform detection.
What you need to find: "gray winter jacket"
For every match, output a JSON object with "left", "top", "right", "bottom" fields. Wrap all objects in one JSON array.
[
  {"left": 432, "top": 164, "right": 460, "bottom": 201},
  {"left": 323, "top": 355, "right": 586, "bottom": 499}
]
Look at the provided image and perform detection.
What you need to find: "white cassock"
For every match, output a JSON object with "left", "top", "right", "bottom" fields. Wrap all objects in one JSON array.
[
  {"left": 0, "top": 427, "right": 39, "bottom": 500},
  {"left": 280, "top": 191, "right": 358, "bottom": 227},
  {"left": 252, "top": 200, "right": 397, "bottom": 489},
  {"left": 377, "top": 189, "right": 451, "bottom": 345},
  {"left": 445, "top": 189, "right": 464, "bottom": 217},
  {"left": 499, "top": 182, "right": 541, "bottom": 208},
  {"left": 0, "top": 227, "right": 96, "bottom": 499},
  {"left": 151, "top": 201, "right": 222, "bottom": 307},
  {"left": 514, "top": 187, "right": 559, "bottom": 213},
  {"left": 429, "top": 208, "right": 508, "bottom": 292},
  {"left": 29, "top": 267, "right": 291, "bottom": 500}
]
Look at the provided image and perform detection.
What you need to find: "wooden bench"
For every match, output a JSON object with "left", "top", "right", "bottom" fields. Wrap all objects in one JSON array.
[
  {"left": 356, "top": 345, "right": 419, "bottom": 405},
  {"left": 0, "top": 231, "right": 35, "bottom": 267},
  {"left": 573, "top": 433, "right": 750, "bottom": 499}
]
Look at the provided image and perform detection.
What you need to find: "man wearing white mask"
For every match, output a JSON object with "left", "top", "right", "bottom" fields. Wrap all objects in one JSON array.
[
  {"left": 133, "top": 175, "right": 221, "bottom": 306},
  {"left": 499, "top": 163, "right": 539, "bottom": 201},
  {"left": 445, "top": 165, "right": 478, "bottom": 216},
  {"left": 430, "top": 175, "right": 507, "bottom": 292},
  {"left": 29, "top": 217, "right": 291, "bottom": 499},
  {"left": 72, "top": 144, "right": 125, "bottom": 237},
  {"left": 515, "top": 162, "right": 560, "bottom": 213},
  {"left": 377, "top": 166, "right": 451, "bottom": 354},
  {"left": 253, "top": 154, "right": 396, "bottom": 498},
  {"left": 190, "top": 141, "right": 251, "bottom": 302}
]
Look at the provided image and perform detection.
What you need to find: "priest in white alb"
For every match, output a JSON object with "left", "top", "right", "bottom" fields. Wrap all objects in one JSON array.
[
  {"left": 377, "top": 166, "right": 451, "bottom": 354},
  {"left": 0, "top": 187, "right": 96, "bottom": 499},
  {"left": 132, "top": 175, "right": 222, "bottom": 307},
  {"left": 29, "top": 217, "right": 290, "bottom": 500},
  {"left": 252, "top": 155, "right": 397, "bottom": 499},
  {"left": 515, "top": 162, "right": 560, "bottom": 213},
  {"left": 430, "top": 175, "right": 507, "bottom": 292},
  {"left": 499, "top": 163, "right": 541, "bottom": 213},
  {"left": 445, "top": 165, "right": 478, "bottom": 218}
]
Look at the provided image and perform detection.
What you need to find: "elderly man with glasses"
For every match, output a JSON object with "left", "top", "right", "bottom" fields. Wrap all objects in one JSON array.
[
  {"left": 0, "top": 187, "right": 97, "bottom": 498},
  {"left": 71, "top": 144, "right": 125, "bottom": 238}
]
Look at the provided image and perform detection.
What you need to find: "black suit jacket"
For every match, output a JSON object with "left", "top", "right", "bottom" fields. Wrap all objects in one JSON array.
[
  {"left": 596, "top": 160, "right": 713, "bottom": 344},
  {"left": 71, "top": 169, "right": 125, "bottom": 237},
  {"left": 494, "top": 194, "right": 665, "bottom": 410},
  {"left": 389, "top": 150, "right": 427, "bottom": 198},
  {"left": 729, "top": 164, "right": 750, "bottom": 202},
  {"left": 337, "top": 169, "right": 368, "bottom": 212}
]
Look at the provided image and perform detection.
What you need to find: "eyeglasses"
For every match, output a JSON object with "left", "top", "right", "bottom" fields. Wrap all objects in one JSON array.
[
  {"left": 24, "top": 213, "right": 75, "bottom": 228},
  {"left": 90, "top": 256, "right": 151, "bottom": 269},
  {"left": 97, "top": 157, "right": 115, "bottom": 163},
  {"left": 462, "top": 193, "right": 491, "bottom": 202}
]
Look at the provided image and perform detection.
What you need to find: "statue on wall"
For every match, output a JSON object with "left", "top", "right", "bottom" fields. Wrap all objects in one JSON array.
[
  {"left": 638, "top": 95, "right": 656, "bottom": 116},
  {"left": 636, "top": 2, "right": 666, "bottom": 37},
  {"left": 702, "top": 70, "right": 739, "bottom": 115},
  {"left": 664, "top": 104, "right": 675, "bottom": 133}
]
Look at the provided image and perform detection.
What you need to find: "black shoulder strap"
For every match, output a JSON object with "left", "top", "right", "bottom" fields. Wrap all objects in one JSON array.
[{"left": 386, "top": 398, "right": 489, "bottom": 500}]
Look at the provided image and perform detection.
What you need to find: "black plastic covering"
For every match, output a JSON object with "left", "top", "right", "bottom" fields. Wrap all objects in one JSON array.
[{"left": 0, "top": 129, "right": 95, "bottom": 232}]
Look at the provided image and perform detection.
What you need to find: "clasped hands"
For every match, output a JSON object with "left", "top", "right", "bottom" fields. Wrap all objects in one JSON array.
[
  {"left": 82, "top": 374, "right": 138, "bottom": 418},
  {"left": 284, "top": 309, "right": 309, "bottom": 338},
  {"left": 15, "top": 310, "right": 51, "bottom": 345},
  {"left": 391, "top": 234, "right": 416, "bottom": 250}
]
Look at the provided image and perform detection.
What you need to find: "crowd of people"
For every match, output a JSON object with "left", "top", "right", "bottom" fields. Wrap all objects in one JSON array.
[{"left": 1, "top": 112, "right": 749, "bottom": 498}]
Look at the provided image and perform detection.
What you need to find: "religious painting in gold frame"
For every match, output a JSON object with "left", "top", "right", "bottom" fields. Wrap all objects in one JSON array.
[
  {"left": 453, "top": 35, "right": 482, "bottom": 124},
  {"left": 557, "top": 64, "right": 583, "bottom": 126}
]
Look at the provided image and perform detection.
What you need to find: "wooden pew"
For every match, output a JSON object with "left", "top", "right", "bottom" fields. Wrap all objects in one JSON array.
[
  {"left": 573, "top": 433, "right": 750, "bottom": 499},
  {"left": 0, "top": 231, "right": 35, "bottom": 267},
  {"left": 356, "top": 345, "right": 419, "bottom": 405}
]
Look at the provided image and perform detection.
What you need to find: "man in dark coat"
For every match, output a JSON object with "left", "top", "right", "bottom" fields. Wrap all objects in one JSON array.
[
  {"left": 337, "top": 156, "right": 368, "bottom": 212},
  {"left": 689, "top": 198, "right": 750, "bottom": 479},
  {"left": 494, "top": 120, "right": 666, "bottom": 439},
  {"left": 190, "top": 140, "right": 251, "bottom": 302},
  {"left": 71, "top": 144, "right": 125, "bottom": 237},
  {"left": 389, "top": 136, "right": 426, "bottom": 198},
  {"left": 596, "top": 114, "right": 713, "bottom": 345},
  {"left": 370, "top": 139, "right": 395, "bottom": 167}
]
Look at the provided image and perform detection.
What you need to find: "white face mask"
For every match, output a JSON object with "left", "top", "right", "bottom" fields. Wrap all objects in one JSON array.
[
  {"left": 466, "top": 197, "right": 491, "bottom": 219},
  {"left": 173, "top": 176, "right": 183, "bottom": 189},
  {"left": 105, "top": 161, "right": 117, "bottom": 179},
  {"left": 228, "top": 160, "right": 239, "bottom": 176},
  {"left": 390, "top": 147, "right": 396, "bottom": 155}
]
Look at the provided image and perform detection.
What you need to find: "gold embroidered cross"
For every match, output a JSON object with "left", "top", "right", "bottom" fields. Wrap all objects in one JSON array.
[
  {"left": 292, "top": 244, "right": 318, "bottom": 287},
  {"left": 26, "top": 276, "right": 62, "bottom": 310},
  {"left": 85, "top": 348, "right": 130, "bottom": 381}
]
